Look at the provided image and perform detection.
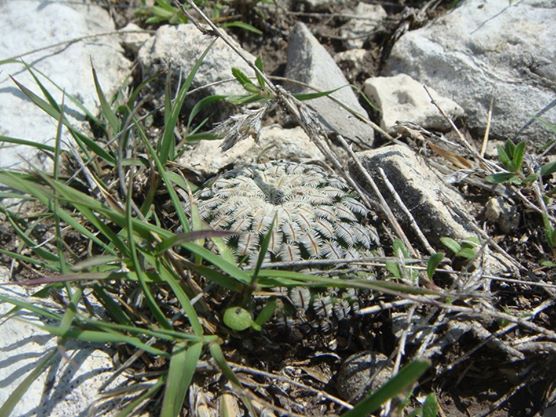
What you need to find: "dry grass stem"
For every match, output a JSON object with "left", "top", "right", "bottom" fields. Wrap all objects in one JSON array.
[{"left": 377, "top": 167, "right": 435, "bottom": 255}]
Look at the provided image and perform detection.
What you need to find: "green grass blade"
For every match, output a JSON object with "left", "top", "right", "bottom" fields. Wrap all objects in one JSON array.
[
  {"left": 186, "top": 262, "right": 243, "bottom": 292},
  {"left": 161, "top": 341, "right": 202, "bottom": 417},
  {"left": 0, "top": 207, "right": 60, "bottom": 264},
  {"left": 209, "top": 342, "right": 256, "bottom": 415},
  {"left": 114, "top": 378, "right": 165, "bottom": 417},
  {"left": 159, "top": 39, "right": 216, "bottom": 165},
  {"left": 256, "top": 269, "right": 438, "bottom": 295},
  {"left": 427, "top": 252, "right": 445, "bottom": 280},
  {"left": 0, "top": 248, "right": 49, "bottom": 268},
  {"left": 181, "top": 242, "right": 251, "bottom": 285},
  {"left": 250, "top": 216, "right": 275, "bottom": 286},
  {"left": 57, "top": 287, "right": 82, "bottom": 336},
  {"left": 72, "top": 204, "right": 127, "bottom": 257},
  {"left": 222, "top": 21, "right": 262, "bottom": 35},
  {"left": 0, "top": 172, "right": 116, "bottom": 254},
  {"left": 187, "top": 94, "right": 225, "bottom": 129},
  {"left": 10, "top": 77, "right": 115, "bottom": 164},
  {"left": 125, "top": 177, "right": 171, "bottom": 329},
  {"left": 341, "top": 360, "right": 430, "bottom": 417},
  {"left": 91, "top": 64, "right": 121, "bottom": 135},
  {"left": 92, "top": 284, "right": 133, "bottom": 325},
  {"left": 145, "top": 255, "right": 204, "bottom": 336},
  {"left": 0, "top": 135, "right": 56, "bottom": 153},
  {"left": 0, "top": 293, "right": 62, "bottom": 321},
  {"left": 209, "top": 342, "right": 242, "bottom": 387},
  {"left": 135, "top": 117, "right": 191, "bottom": 232},
  {"left": 294, "top": 86, "right": 343, "bottom": 101},
  {"left": 42, "top": 325, "right": 168, "bottom": 356},
  {"left": 513, "top": 141, "right": 526, "bottom": 172},
  {"left": 0, "top": 348, "right": 58, "bottom": 417},
  {"left": 52, "top": 94, "right": 69, "bottom": 274},
  {"left": 422, "top": 393, "right": 440, "bottom": 417}
]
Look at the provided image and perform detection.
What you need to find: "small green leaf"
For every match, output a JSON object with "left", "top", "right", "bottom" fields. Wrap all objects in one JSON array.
[
  {"left": 422, "top": 393, "right": 439, "bottom": 417},
  {"left": 540, "top": 161, "right": 556, "bottom": 177},
  {"left": 440, "top": 237, "right": 461, "bottom": 255},
  {"left": 426, "top": 252, "right": 445, "bottom": 280},
  {"left": 461, "top": 236, "right": 480, "bottom": 247},
  {"left": 524, "top": 173, "right": 539, "bottom": 184},
  {"left": 243, "top": 83, "right": 262, "bottom": 95},
  {"left": 161, "top": 342, "right": 202, "bottom": 417},
  {"left": 393, "top": 239, "right": 410, "bottom": 258},
  {"left": 254, "top": 57, "right": 266, "bottom": 89},
  {"left": 231, "top": 67, "right": 255, "bottom": 89},
  {"left": 251, "top": 215, "right": 276, "bottom": 285},
  {"left": 457, "top": 247, "right": 477, "bottom": 260},
  {"left": 222, "top": 21, "right": 262, "bottom": 35},
  {"left": 385, "top": 261, "right": 402, "bottom": 279},
  {"left": 223, "top": 307, "right": 253, "bottom": 331},
  {"left": 226, "top": 94, "right": 263, "bottom": 106},
  {"left": 254, "top": 299, "right": 277, "bottom": 328},
  {"left": 512, "top": 141, "right": 526, "bottom": 172},
  {"left": 497, "top": 144, "right": 512, "bottom": 169},
  {"left": 486, "top": 172, "right": 519, "bottom": 184},
  {"left": 293, "top": 86, "right": 343, "bottom": 101}
]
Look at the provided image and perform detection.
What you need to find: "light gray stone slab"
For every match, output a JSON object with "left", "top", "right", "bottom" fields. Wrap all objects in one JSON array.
[
  {"left": 119, "top": 22, "right": 152, "bottom": 54},
  {"left": 286, "top": 22, "right": 375, "bottom": 147},
  {"left": 340, "top": 2, "right": 387, "bottom": 49},
  {"left": 354, "top": 145, "right": 476, "bottom": 245},
  {"left": 138, "top": 24, "right": 256, "bottom": 98},
  {"left": 178, "top": 125, "right": 324, "bottom": 177},
  {"left": 384, "top": 0, "right": 556, "bottom": 147},
  {"left": 0, "top": 0, "right": 130, "bottom": 170},
  {"left": 364, "top": 73, "right": 464, "bottom": 132},
  {"left": 0, "top": 267, "right": 134, "bottom": 417}
]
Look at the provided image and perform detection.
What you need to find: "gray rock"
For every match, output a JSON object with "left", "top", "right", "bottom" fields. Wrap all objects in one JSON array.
[
  {"left": 334, "top": 48, "right": 369, "bottom": 69},
  {"left": 336, "top": 351, "right": 393, "bottom": 403},
  {"left": 484, "top": 196, "right": 520, "bottom": 234},
  {"left": 384, "top": 0, "right": 556, "bottom": 147},
  {"left": 0, "top": 0, "right": 130, "bottom": 170},
  {"left": 119, "top": 22, "right": 151, "bottom": 54},
  {"left": 286, "top": 22, "right": 375, "bottom": 147},
  {"left": 340, "top": 2, "right": 387, "bottom": 49},
  {"left": 354, "top": 145, "right": 476, "bottom": 246},
  {"left": 138, "top": 24, "right": 256, "bottom": 99},
  {"left": 364, "top": 73, "right": 464, "bottom": 132},
  {"left": 178, "top": 125, "right": 324, "bottom": 177},
  {"left": 0, "top": 267, "right": 136, "bottom": 417},
  {"left": 300, "top": 0, "right": 346, "bottom": 11}
]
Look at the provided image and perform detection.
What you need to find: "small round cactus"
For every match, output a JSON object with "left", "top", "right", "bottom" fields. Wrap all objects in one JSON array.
[{"left": 195, "top": 161, "right": 380, "bottom": 265}]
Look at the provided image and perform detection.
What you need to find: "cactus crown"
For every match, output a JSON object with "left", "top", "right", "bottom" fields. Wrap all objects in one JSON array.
[{"left": 195, "top": 161, "right": 380, "bottom": 265}]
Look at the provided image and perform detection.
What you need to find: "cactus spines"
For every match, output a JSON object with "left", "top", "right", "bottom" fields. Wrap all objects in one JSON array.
[{"left": 195, "top": 161, "right": 380, "bottom": 265}]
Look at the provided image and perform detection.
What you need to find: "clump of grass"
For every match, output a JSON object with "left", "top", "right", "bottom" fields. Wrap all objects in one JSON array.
[{"left": 0, "top": 39, "right": 435, "bottom": 417}]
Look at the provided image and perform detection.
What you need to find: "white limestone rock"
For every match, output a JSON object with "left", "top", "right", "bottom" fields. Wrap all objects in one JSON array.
[
  {"left": 335, "top": 48, "right": 369, "bottom": 70},
  {"left": 354, "top": 145, "right": 476, "bottom": 245},
  {"left": 178, "top": 125, "right": 324, "bottom": 177},
  {"left": 0, "top": 0, "right": 130, "bottom": 170},
  {"left": 0, "top": 267, "right": 134, "bottom": 417},
  {"left": 300, "top": 0, "right": 345, "bottom": 11},
  {"left": 340, "top": 2, "right": 387, "bottom": 49},
  {"left": 364, "top": 73, "right": 464, "bottom": 132},
  {"left": 119, "top": 22, "right": 151, "bottom": 54},
  {"left": 384, "top": 0, "right": 556, "bottom": 147},
  {"left": 286, "top": 22, "right": 375, "bottom": 147},
  {"left": 138, "top": 24, "right": 256, "bottom": 98}
]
